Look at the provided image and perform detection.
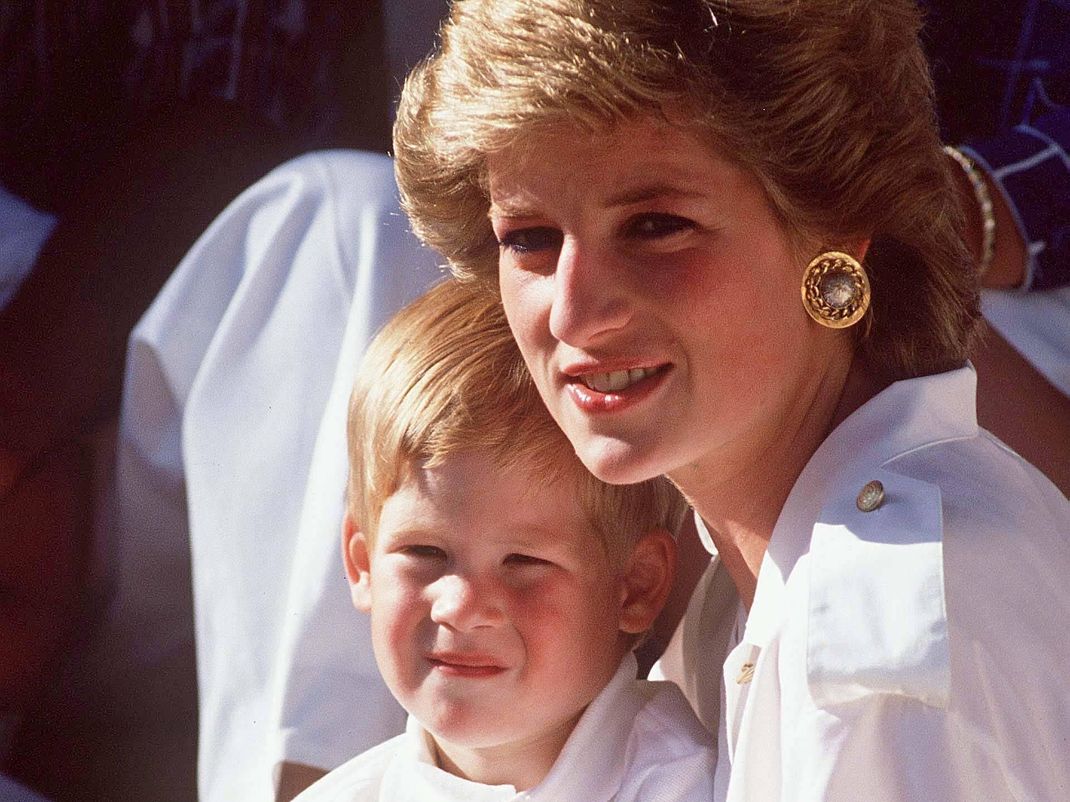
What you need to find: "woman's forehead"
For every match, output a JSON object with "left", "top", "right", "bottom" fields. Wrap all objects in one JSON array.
[{"left": 486, "top": 118, "right": 747, "bottom": 212}]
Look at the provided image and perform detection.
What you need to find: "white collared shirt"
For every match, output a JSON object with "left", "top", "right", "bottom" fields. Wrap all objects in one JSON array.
[
  {"left": 653, "top": 366, "right": 1070, "bottom": 801},
  {"left": 294, "top": 654, "right": 716, "bottom": 802}
]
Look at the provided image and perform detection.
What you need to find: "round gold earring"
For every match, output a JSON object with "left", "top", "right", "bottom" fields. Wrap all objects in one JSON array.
[{"left": 800, "top": 250, "right": 871, "bottom": 329}]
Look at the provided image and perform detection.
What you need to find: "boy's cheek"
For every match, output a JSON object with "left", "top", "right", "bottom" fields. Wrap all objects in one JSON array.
[{"left": 371, "top": 614, "right": 430, "bottom": 690}]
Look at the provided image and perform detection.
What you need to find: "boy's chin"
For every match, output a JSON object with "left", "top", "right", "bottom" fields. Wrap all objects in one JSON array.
[
  {"left": 425, "top": 721, "right": 525, "bottom": 761},
  {"left": 416, "top": 701, "right": 502, "bottom": 746},
  {"left": 422, "top": 705, "right": 573, "bottom": 755}
]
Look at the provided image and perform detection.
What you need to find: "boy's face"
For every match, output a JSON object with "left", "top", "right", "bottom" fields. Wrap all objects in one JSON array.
[{"left": 345, "top": 450, "right": 670, "bottom": 767}]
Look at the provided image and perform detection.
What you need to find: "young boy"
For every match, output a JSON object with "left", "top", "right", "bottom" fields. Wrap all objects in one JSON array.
[{"left": 295, "top": 280, "right": 715, "bottom": 801}]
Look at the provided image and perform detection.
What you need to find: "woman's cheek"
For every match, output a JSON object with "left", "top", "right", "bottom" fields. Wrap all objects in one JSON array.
[{"left": 501, "top": 264, "right": 552, "bottom": 324}]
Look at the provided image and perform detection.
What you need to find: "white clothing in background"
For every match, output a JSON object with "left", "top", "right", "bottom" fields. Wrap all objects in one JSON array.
[
  {"left": 294, "top": 654, "right": 716, "bottom": 802},
  {"left": 116, "top": 150, "right": 441, "bottom": 801},
  {"left": 653, "top": 366, "right": 1070, "bottom": 801},
  {"left": 0, "top": 184, "right": 56, "bottom": 310},
  {"left": 982, "top": 286, "right": 1070, "bottom": 398},
  {"left": 0, "top": 773, "right": 50, "bottom": 802}
]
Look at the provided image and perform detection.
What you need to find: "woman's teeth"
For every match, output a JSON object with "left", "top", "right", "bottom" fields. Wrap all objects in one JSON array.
[{"left": 582, "top": 366, "right": 659, "bottom": 393}]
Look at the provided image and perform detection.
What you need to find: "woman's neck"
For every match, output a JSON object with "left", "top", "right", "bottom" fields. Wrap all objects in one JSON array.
[{"left": 670, "top": 355, "right": 883, "bottom": 609}]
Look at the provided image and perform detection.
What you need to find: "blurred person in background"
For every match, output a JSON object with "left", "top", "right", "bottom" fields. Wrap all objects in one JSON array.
[
  {"left": 0, "top": 2, "right": 414, "bottom": 800},
  {"left": 925, "top": 0, "right": 1070, "bottom": 492}
]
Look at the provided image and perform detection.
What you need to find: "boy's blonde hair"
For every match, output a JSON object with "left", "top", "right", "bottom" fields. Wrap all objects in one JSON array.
[
  {"left": 346, "top": 280, "right": 687, "bottom": 558},
  {"left": 394, "top": 0, "right": 980, "bottom": 382}
]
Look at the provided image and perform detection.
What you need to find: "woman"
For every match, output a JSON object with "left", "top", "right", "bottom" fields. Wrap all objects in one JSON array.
[{"left": 393, "top": 1, "right": 1070, "bottom": 799}]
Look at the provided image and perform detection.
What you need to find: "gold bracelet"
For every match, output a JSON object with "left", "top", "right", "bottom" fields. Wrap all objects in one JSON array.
[{"left": 944, "top": 145, "right": 996, "bottom": 276}]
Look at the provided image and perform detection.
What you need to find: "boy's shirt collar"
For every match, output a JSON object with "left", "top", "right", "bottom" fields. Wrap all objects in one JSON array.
[
  {"left": 524, "top": 653, "right": 644, "bottom": 800},
  {"left": 380, "top": 720, "right": 515, "bottom": 801}
]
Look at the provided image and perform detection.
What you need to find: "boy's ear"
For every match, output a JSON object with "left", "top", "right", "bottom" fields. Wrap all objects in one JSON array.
[
  {"left": 618, "top": 528, "right": 677, "bottom": 635},
  {"left": 342, "top": 513, "right": 372, "bottom": 612}
]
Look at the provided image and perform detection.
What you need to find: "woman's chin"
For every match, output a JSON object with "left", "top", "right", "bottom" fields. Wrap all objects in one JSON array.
[{"left": 574, "top": 435, "right": 672, "bottom": 486}]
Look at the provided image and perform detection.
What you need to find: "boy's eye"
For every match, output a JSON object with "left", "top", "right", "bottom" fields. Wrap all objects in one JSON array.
[
  {"left": 625, "top": 213, "right": 695, "bottom": 239},
  {"left": 497, "top": 226, "right": 563, "bottom": 254},
  {"left": 504, "top": 553, "right": 551, "bottom": 567},
  {"left": 402, "top": 545, "right": 447, "bottom": 560}
]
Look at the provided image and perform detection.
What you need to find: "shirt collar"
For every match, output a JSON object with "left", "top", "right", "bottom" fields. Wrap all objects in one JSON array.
[
  {"left": 381, "top": 719, "right": 517, "bottom": 802},
  {"left": 744, "top": 365, "right": 977, "bottom": 646},
  {"left": 524, "top": 653, "right": 643, "bottom": 801},
  {"left": 694, "top": 512, "right": 719, "bottom": 557}
]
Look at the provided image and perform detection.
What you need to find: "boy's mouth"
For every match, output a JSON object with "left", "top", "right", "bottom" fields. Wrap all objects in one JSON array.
[{"left": 428, "top": 652, "right": 505, "bottom": 678}]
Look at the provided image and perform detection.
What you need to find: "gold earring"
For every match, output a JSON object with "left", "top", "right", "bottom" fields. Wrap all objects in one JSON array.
[{"left": 801, "top": 251, "right": 871, "bottom": 329}]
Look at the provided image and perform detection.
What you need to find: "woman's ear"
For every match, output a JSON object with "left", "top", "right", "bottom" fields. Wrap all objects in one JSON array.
[
  {"left": 619, "top": 528, "right": 677, "bottom": 635},
  {"left": 342, "top": 514, "right": 372, "bottom": 612}
]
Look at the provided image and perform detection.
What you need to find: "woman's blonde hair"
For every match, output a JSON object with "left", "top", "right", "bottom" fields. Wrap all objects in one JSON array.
[
  {"left": 346, "top": 279, "right": 687, "bottom": 557},
  {"left": 394, "top": 0, "right": 980, "bottom": 380}
]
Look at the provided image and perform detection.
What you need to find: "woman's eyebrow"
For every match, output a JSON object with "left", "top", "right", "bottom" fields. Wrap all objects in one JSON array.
[
  {"left": 604, "top": 183, "right": 707, "bottom": 207},
  {"left": 489, "top": 184, "right": 706, "bottom": 219},
  {"left": 488, "top": 199, "right": 542, "bottom": 220}
]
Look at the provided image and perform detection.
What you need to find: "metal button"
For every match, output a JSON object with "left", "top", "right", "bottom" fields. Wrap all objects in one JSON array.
[
  {"left": 736, "top": 662, "right": 755, "bottom": 685},
  {"left": 856, "top": 480, "right": 885, "bottom": 512}
]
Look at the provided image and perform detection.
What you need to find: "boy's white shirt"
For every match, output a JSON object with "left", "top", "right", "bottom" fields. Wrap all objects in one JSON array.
[{"left": 294, "top": 654, "right": 716, "bottom": 802}]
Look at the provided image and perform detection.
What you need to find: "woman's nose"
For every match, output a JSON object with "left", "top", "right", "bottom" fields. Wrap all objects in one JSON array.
[
  {"left": 548, "top": 239, "right": 632, "bottom": 346},
  {"left": 429, "top": 574, "right": 504, "bottom": 631}
]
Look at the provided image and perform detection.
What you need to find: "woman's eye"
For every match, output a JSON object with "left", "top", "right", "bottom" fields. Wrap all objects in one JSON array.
[
  {"left": 403, "top": 545, "right": 447, "bottom": 560},
  {"left": 626, "top": 213, "right": 695, "bottom": 239},
  {"left": 497, "top": 227, "right": 563, "bottom": 254},
  {"left": 504, "top": 553, "right": 551, "bottom": 567}
]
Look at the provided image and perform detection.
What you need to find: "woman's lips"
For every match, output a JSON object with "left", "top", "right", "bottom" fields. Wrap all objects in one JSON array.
[{"left": 564, "top": 364, "right": 670, "bottom": 413}]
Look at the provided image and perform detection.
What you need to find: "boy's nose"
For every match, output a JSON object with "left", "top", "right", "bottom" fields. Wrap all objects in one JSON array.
[{"left": 429, "top": 574, "right": 504, "bottom": 631}]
